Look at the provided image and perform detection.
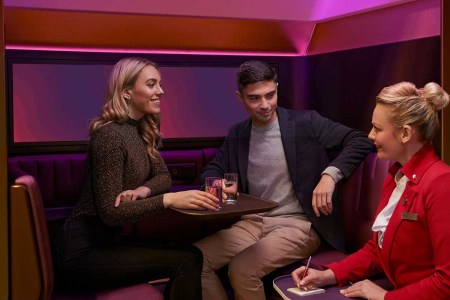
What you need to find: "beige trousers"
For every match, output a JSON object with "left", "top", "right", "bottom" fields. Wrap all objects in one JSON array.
[{"left": 194, "top": 214, "right": 321, "bottom": 300}]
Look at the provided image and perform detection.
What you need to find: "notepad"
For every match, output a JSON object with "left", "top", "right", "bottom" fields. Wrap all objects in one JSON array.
[
  {"left": 287, "top": 287, "right": 325, "bottom": 296},
  {"left": 273, "top": 274, "right": 327, "bottom": 299}
]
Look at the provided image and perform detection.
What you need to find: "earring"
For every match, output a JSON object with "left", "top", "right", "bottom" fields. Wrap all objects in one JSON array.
[{"left": 124, "top": 95, "right": 130, "bottom": 104}]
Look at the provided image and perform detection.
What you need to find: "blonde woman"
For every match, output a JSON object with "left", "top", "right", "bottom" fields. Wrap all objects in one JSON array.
[
  {"left": 54, "top": 57, "right": 219, "bottom": 299},
  {"left": 292, "top": 82, "right": 450, "bottom": 300}
]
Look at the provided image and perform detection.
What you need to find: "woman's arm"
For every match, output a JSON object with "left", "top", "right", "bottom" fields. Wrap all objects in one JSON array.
[
  {"left": 90, "top": 128, "right": 166, "bottom": 226},
  {"left": 142, "top": 152, "right": 171, "bottom": 196},
  {"left": 325, "top": 239, "right": 384, "bottom": 286}
]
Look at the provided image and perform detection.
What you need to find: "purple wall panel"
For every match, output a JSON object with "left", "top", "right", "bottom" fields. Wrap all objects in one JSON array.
[
  {"left": 11, "top": 64, "right": 248, "bottom": 143},
  {"left": 160, "top": 66, "right": 248, "bottom": 138},
  {"left": 13, "top": 64, "right": 111, "bottom": 142}
]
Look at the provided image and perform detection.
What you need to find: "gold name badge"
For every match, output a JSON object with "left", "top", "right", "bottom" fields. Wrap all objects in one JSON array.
[{"left": 401, "top": 212, "right": 418, "bottom": 221}]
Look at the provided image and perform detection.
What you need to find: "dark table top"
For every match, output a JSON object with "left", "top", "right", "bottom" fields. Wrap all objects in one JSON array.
[{"left": 170, "top": 193, "right": 279, "bottom": 220}]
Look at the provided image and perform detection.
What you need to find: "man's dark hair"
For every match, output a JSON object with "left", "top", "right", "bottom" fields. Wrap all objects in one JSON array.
[{"left": 236, "top": 60, "right": 278, "bottom": 93}]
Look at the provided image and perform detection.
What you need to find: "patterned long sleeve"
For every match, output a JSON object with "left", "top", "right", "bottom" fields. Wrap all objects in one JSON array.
[{"left": 70, "top": 119, "right": 171, "bottom": 227}]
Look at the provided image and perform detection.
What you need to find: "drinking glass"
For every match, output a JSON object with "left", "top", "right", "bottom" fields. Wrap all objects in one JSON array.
[
  {"left": 224, "top": 173, "right": 238, "bottom": 204},
  {"left": 205, "top": 177, "right": 223, "bottom": 209}
]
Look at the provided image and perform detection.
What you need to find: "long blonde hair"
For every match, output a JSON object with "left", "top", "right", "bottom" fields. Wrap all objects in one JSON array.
[
  {"left": 376, "top": 82, "right": 449, "bottom": 143},
  {"left": 90, "top": 57, "right": 162, "bottom": 158}
]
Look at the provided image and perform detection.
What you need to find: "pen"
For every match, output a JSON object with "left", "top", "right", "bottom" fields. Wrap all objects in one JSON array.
[{"left": 302, "top": 256, "right": 312, "bottom": 280}]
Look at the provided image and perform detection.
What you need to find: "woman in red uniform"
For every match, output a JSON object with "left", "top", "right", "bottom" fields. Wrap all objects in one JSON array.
[{"left": 292, "top": 81, "right": 450, "bottom": 300}]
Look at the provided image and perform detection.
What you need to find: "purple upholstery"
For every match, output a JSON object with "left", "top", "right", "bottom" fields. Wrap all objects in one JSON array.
[
  {"left": 337, "top": 152, "right": 393, "bottom": 252},
  {"left": 8, "top": 154, "right": 87, "bottom": 209},
  {"left": 202, "top": 147, "right": 220, "bottom": 165},
  {"left": 51, "top": 283, "right": 164, "bottom": 300},
  {"left": 8, "top": 149, "right": 220, "bottom": 219},
  {"left": 161, "top": 149, "right": 204, "bottom": 187},
  {"left": 285, "top": 152, "right": 390, "bottom": 267}
]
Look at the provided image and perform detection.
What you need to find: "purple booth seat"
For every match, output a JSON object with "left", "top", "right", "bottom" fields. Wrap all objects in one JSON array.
[
  {"left": 299, "top": 151, "right": 392, "bottom": 269},
  {"left": 8, "top": 153, "right": 88, "bottom": 215},
  {"left": 161, "top": 149, "right": 204, "bottom": 191},
  {"left": 7, "top": 148, "right": 221, "bottom": 215},
  {"left": 10, "top": 175, "right": 164, "bottom": 300},
  {"left": 307, "top": 151, "right": 392, "bottom": 269}
]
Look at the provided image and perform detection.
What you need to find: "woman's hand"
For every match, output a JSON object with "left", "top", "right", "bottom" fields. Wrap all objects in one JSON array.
[
  {"left": 163, "top": 190, "right": 220, "bottom": 210},
  {"left": 292, "top": 266, "right": 337, "bottom": 290},
  {"left": 114, "top": 186, "right": 151, "bottom": 207},
  {"left": 340, "top": 279, "right": 387, "bottom": 300}
]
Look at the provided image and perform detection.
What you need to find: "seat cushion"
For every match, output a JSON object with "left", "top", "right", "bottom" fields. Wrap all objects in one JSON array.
[{"left": 51, "top": 283, "right": 164, "bottom": 300}]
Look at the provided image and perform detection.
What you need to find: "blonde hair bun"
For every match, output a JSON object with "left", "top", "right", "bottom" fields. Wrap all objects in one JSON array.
[
  {"left": 376, "top": 81, "right": 449, "bottom": 143},
  {"left": 420, "top": 82, "right": 450, "bottom": 111}
]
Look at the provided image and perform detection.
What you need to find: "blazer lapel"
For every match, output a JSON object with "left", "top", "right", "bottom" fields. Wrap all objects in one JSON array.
[
  {"left": 238, "top": 120, "right": 251, "bottom": 193},
  {"left": 382, "top": 145, "right": 439, "bottom": 261}
]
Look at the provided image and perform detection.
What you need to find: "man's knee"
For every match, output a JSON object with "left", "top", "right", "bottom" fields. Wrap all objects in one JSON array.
[
  {"left": 228, "top": 255, "right": 260, "bottom": 286},
  {"left": 194, "top": 243, "right": 217, "bottom": 274}
]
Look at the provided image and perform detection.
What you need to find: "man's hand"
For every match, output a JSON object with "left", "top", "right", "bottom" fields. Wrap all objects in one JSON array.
[{"left": 312, "top": 174, "right": 336, "bottom": 217}]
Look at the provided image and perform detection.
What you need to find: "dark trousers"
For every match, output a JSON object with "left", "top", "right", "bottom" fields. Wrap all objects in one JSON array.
[{"left": 54, "top": 217, "right": 203, "bottom": 300}]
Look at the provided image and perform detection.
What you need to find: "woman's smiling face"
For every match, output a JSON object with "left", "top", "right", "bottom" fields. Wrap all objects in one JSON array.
[
  {"left": 126, "top": 65, "right": 164, "bottom": 120},
  {"left": 368, "top": 104, "right": 404, "bottom": 162}
]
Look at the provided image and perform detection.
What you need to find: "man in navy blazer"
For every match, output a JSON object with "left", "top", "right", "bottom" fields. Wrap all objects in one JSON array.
[{"left": 194, "top": 60, "right": 373, "bottom": 300}]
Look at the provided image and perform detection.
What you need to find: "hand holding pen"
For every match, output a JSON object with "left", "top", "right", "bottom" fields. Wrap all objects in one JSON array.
[
  {"left": 291, "top": 256, "right": 312, "bottom": 290},
  {"left": 291, "top": 257, "right": 338, "bottom": 290}
]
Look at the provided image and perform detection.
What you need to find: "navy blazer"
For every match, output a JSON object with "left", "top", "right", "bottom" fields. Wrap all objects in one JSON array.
[{"left": 201, "top": 107, "right": 373, "bottom": 251}]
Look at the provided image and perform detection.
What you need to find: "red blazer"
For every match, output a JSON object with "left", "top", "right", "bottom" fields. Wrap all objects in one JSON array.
[{"left": 327, "top": 145, "right": 450, "bottom": 300}]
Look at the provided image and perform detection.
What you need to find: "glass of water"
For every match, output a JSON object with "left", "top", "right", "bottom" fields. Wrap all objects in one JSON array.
[{"left": 224, "top": 173, "right": 238, "bottom": 204}]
